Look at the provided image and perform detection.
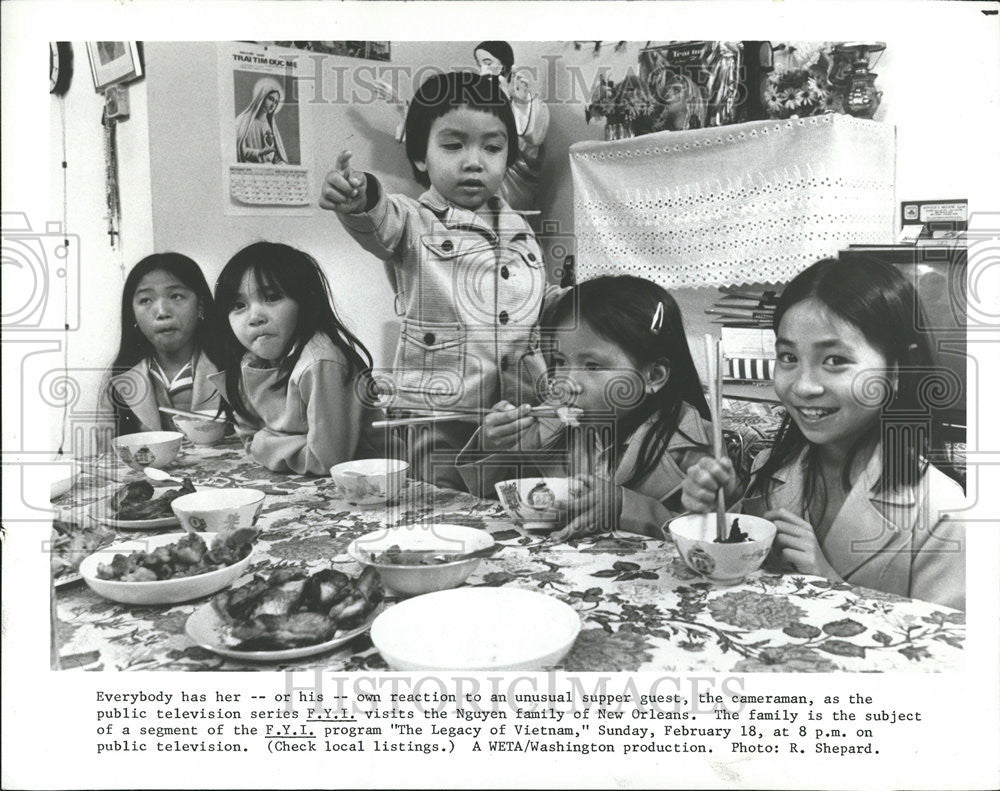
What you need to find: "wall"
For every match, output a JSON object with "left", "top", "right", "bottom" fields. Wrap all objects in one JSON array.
[
  {"left": 47, "top": 44, "right": 154, "bottom": 455},
  {"left": 45, "top": 35, "right": 998, "bottom": 455},
  {"left": 145, "top": 41, "right": 621, "bottom": 370}
]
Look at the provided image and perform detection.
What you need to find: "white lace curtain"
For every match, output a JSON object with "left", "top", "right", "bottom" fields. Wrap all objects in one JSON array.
[{"left": 570, "top": 115, "right": 896, "bottom": 288}]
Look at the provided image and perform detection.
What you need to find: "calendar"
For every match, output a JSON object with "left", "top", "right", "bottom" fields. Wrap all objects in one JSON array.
[
  {"left": 229, "top": 165, "right": 311, "bottom": 206},
  {"left": 219, "top": 43, "right": 315, "bottom": 215}
]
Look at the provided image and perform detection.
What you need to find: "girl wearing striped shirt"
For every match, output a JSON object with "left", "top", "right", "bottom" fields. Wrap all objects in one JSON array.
[{"left": 105, "top": 253, "right": 225, "bottom": 436}]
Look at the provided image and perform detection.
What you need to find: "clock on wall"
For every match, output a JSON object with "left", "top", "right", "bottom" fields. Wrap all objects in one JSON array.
[{"left": 49, "top": 42, "right": 73, "bottom": 95}]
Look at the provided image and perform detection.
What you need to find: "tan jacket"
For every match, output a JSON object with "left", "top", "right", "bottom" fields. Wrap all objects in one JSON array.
[
  {"left": 337, "top": 181, "right": 556, "bottom": 412},
  {"left": 208, "top": 333, "right": 386, "bottom": 476},
  {"left": 109, "top": 352, "right": 221, "bottom": 433},
  {"left": 742, "top": 447, "right": 967, "bottom": 610}
]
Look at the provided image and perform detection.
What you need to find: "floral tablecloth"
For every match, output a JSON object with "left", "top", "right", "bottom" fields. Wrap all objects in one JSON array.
[{"left": 54, "top": 440, "right": 964, "bottom": 672}]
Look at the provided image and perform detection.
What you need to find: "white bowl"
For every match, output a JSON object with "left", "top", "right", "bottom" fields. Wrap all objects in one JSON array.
[
  {"left": 348, "top": 524, "right": 495, "bottom": 597},
  {"left": 78, "top": 532, "right": 253, "bottom": 605},
  {"left": 172, "top": 412, "right": 227, "bottom": 446},
  {"left": 170, "top": 488, "right": 265, "bottom": 533},
  {"left": 330, "top": 458, "right": 408, "bottom": 505},
  {"left": 494, "top": 477, "right": 588, "bottom": 529},
  {"left": 667, "top": 513, "right": 777, "bottom": 585},
  {"left": 113, "top": 431, "right": 184, "bottom": 471},
  {"left": 371, "top": 587, "right": 581, "bottom": 671}
]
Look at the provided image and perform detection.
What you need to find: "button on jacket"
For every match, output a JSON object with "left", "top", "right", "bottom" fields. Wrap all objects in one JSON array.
[{"left": 338, "top": 179, "right": 557, "bottom": 412}]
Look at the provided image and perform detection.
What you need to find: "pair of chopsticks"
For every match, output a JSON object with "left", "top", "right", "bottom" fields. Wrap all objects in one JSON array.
[
  {"left": 372, "top": 405, "right": 565, "bottom": 429},
  {"left": 704, "top": 335, "right": 729, "bottom": 543},
  {"left": 159, "top": 406, "right": 228, "bottom": 424}
]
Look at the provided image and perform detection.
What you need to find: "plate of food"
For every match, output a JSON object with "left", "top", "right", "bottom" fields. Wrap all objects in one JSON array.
[
  {"left": 185, "top": 565, "right": 384, "bottom": 661},
  {"left": 50, "top": 518, "right": 116, "bottom": 587},
  {"left": 78, "top": 529, "right": 256, "bottom": 605},
  {"left": 88, "top": 478, "right": 200, "bottom": 529}
]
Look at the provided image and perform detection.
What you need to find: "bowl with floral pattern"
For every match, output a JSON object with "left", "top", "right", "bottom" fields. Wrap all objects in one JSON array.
[
  {"left": 329, "top": 458, "right": 408, "bottom": 506},
  {"left": 667, "top": 513, "right": 776, "bottom": 585},
  {"left": 113, "top": 431, "right": 184, "bottom": 471},
  {"left": 171, "top": 488, "right": 265, "bottom": 534}
]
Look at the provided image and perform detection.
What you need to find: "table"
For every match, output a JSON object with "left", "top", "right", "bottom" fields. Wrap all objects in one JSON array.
[{"left": 54, "top": 440, "right": 965, "bottom": 672}]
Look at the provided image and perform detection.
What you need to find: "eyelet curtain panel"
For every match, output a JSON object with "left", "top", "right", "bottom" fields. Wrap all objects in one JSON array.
[{"left": 570, "top": 115, "right": 896, "bottom": 289}]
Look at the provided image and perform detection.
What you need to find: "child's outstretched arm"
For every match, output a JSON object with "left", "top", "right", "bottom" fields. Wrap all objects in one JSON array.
[
  {"left": 319, "top": 151, "right": 368, "bottom": 214},
  {"left": 320, "top": 150, "right": 413, "bottom": 263},
  {"left": 248, "top": 359, "right": 363, "bottom": 476}
]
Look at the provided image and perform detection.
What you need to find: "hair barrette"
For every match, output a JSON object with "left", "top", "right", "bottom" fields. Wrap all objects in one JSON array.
[{"left": 650, "top": 301, "right": 664, "bottom": 334}]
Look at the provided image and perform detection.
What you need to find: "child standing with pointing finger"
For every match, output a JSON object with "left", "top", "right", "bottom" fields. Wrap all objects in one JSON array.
[{"left": 321, "top": 71, "right": 559, "bottom": 491}]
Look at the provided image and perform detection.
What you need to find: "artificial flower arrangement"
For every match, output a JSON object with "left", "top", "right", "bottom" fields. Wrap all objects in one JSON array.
[
  {"left": 584, "top": 73, "right": 659, "bottom": 138},
  {"left": 762, "top": 41, "right": 842, "bottom": 119}
]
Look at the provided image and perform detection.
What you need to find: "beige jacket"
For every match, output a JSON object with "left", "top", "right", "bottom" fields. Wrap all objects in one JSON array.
[
  {"left": 337, "top": 181, "right": 557, "bottom": 412},
  {"left": 208, "top": 333, "right": 386, "bottom": 476},
  {"left": 742, "top": 447, "right": 967, "bottom": 610},
  {"left": 109, "top": 352, "right": 221, "bottom": 433}
]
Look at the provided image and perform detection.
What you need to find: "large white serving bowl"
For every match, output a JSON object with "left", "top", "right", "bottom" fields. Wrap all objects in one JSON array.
[
  {"left": 371, "top": 587, "right": 581, "bottom": 671},
  {"left": 347, "top": 523, "right": 495, "bottom": 597},
  {"left": 170, "top": 488, "right": 265, "bottom": 534},
  {"left": 667, "top": 513, "right": 777, "bottom": 585},
  {"left": 329, "top": 458, "right": 409, "bottom": 505},
  {"left": 172, "top": 412, "right": 227, "bottom": 446},
  {"left": 78, "top": 532, "right": 252, "bottom": 605},
  {"left": 494, "top": 477, "right": 588, "bottom": 530},
  {"left": 113, "top": 431, "right": 184, "bottom": 471}
]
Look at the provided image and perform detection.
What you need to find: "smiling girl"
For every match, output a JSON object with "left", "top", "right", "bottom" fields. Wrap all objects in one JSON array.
[
  {"left": 105, "top": 253, "right": 224, "bottom": 435},
  {"left": 682, "top": 258, "right": 966, "bottom": 609},
  {"left": 210, "top": 242, "right": 384, "bottom": 475}
]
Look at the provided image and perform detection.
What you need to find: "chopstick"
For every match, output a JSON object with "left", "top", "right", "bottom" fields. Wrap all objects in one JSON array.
[
  {"left": 159, "top": 406, "right": 227, "bottom": 424},
  {"left": 704, "top": 335, "right": 728, "bottom": 543},
  {"left": 372, "top": 405, "right": 567, "bottom": 429}
]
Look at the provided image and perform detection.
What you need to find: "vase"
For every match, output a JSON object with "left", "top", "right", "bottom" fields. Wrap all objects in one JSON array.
[{"left": 604, "top": 121, "right": 635, "bottom": 141}]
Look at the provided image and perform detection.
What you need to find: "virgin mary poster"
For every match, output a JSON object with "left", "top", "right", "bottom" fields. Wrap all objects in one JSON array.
[{"left": 219, "top": 43, "right": 313, "bottom": 214}]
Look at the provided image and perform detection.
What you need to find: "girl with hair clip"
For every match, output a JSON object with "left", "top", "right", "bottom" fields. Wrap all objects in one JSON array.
[
  {"left": 460, "top": 275, "right": 714, "bottom": 542},
  {"left": 682, "top": 258, "right": 966, "bottom": 610},
  {"left": 209, "top": 242, "right": 385, "bottom": 475},
  {"left": 105, "top": 253, "right": 224, "bottom": 436}
]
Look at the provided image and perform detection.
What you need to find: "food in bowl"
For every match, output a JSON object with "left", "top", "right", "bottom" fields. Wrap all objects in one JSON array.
[
  {"left": 494, "top": 477, "right": 589, "bottom": 529},
  {"left": 95, "top": 528, "right": 256, "bottom": 582},
  {"left": 668, "top": 513, "right": 777, "bottom": 585},
  {"left": 110, "top": 478, "right": 195, "bottom": 520},
  {"left": 716, "top": 518, "right": 749, "bottom": 544},
  {"left": 348, "top": 524, "right": 496, "bottom": 596},
  {"left": 211, "top": 565, "right": 383, "bottom": 651},
  {"left": 113, "top": 431, "right": 184, "bottom": 470},
  {"left": 171, "top": 488, "right": 265, "bottom": 533},
  {"left": 329, "top": 458, "right": 408, "bottom": 505},
  {"left": 172, "top": 412, "right": 228, "bottom": 446}
]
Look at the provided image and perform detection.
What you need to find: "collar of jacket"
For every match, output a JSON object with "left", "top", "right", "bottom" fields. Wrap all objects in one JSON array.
[
  {"left": 763, "top": 444, "right": 921, "bottom": 580},
  {"left": 111, "top": 352, "right": 217, "bottom": 431},
  {"left": 417, "top": 186, "right": 530, "bottom": 242}
]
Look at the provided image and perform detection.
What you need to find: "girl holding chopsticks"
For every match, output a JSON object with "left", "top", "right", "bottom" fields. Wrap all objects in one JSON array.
[
  {"left": 105, "top": 253, "right": 225, "bottom": 436},
  {"left": 682, "top": 258, "right": 966, "bottom": 609},
  {"left": 459, "top": 275, "right": 714, "bottom": 541}
]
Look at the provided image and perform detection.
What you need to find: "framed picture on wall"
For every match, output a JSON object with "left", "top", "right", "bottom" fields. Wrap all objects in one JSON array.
[{"left": 85, "top": 41, "right": 143, "bottom": 91}]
